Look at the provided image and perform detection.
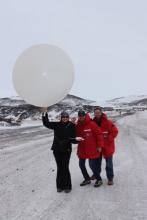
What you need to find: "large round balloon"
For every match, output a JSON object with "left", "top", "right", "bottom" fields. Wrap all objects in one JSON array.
[{"left": 12, "top": 44, "right": 74, "bottom": 107}]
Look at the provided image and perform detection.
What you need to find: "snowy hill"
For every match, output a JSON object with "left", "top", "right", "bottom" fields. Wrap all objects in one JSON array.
[
  {"left": 0, "top": 94, "right": 93, "bottom": 107},
  {"left": 108, "top": 95, "right": 147, "bottom": 103},
  {"left": 0, "top": 96, "right": 25, "bottom": 106},
  {"left": 106, "top": 95, "right": 147, "bottom": 108},
  {"left": 0, "top": 94, "right": 147, "bottom": 128},
  {"left": 0, "top": 94, "right": 94, "bottom": 127}
]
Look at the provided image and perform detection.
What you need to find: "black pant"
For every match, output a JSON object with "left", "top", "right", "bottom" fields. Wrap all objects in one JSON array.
[
  {"left": 53, "top": 150, "right": 72, "bottom": 190},
  {"left": 79, "top": 158, "right": 102, "bottom": 181},
  {"left": 97, "top": 155, "right": 114, "bottom": 180}
]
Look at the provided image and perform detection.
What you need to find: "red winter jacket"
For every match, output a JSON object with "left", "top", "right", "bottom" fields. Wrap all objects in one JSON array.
[
  {"left": 76, "top": 114, "right": 104, "bottom": 159},
  {"left": 93, "top": 113, "right": 118, "bottom": 158}
]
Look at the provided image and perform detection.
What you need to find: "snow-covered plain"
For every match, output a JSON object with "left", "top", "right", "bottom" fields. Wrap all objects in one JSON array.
[{"left": 0, "top": 112, "right": 147, "bottom": 220}]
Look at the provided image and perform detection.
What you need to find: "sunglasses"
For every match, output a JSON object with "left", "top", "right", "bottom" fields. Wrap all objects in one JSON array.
[{"left": 62, "top": 116, "right": 69, "bottom": 118}]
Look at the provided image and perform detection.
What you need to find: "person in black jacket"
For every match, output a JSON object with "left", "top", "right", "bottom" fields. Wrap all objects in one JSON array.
[{"left": 42, "top": 110, "right": 78, "bottom": 193}]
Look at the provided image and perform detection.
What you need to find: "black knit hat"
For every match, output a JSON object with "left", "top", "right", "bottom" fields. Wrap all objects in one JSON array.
[
  {"left": 78, "top": 110, "right": 86, "bottom": 117},
  {"left": 61, "top": 111, "right": 69, "bottom": 118}
]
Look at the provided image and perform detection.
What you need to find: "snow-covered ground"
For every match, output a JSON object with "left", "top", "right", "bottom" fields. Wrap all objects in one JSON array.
[{"left": 0, "top": 112, "right": 147, "bottom": 220}]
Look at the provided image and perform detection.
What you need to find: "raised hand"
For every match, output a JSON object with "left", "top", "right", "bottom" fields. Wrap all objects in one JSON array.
[
  {"left": 41, "top": 107, "right": 48, "bottom": 113},
  {"left": 76, "top": 137, "right": 84, "bottom": 141}
]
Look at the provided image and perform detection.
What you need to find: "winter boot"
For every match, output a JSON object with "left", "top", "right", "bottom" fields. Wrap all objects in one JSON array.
[
  {"left": 108, "top": 179, "right": 114, "bottom": 185},
  {"left": 90, "top": 175, "right": 96, "bottom": 180},
  {"left": 80, "top": 179, "right": 91, "bottom": 186},
  {"left": 64, "top": 189, "right": 72, "bottom": 193},
  {"left": 94, "top": 180, "right": 103, "bottom": 187},
  {"left": 57, "top": 188, "right": 63, "bottom": 193}
]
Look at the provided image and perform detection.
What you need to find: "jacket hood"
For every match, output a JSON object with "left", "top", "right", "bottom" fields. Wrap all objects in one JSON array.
[{"left": 93, "top": 113, "right": 108, "bottom": 121}]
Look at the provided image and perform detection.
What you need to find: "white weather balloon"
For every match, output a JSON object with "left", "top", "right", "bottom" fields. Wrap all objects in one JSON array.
[{"left": 12, "top": 44, "right": 74, "bottom": 107}]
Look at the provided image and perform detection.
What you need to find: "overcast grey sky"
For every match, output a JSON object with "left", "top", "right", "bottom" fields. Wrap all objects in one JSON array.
[{"left": 0, "top": 0, "right": 147, "bottom": 101}]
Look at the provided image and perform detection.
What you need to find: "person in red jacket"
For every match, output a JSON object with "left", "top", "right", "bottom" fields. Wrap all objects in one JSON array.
[
  {"left": 76, "top": 110, "right": 104, "bottom": 187},
  {"left": 92, "top": 107, "right": 118, "bottom": 185}
]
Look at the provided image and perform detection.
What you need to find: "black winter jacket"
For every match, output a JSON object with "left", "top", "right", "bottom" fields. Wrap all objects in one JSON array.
[{"left": 42, "top": 113, "right": 77, "bottom": 152}]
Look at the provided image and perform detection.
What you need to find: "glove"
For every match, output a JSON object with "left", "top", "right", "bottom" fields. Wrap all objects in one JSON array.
[
  {"left": 76, "top": 137, "right": 84, "bottom": 141},
  {"left": 41, "top": 107, "right": 48, "bottom": 113},
  {"left": 71, "top": 117, "right": 77, "bottom": 124}
]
